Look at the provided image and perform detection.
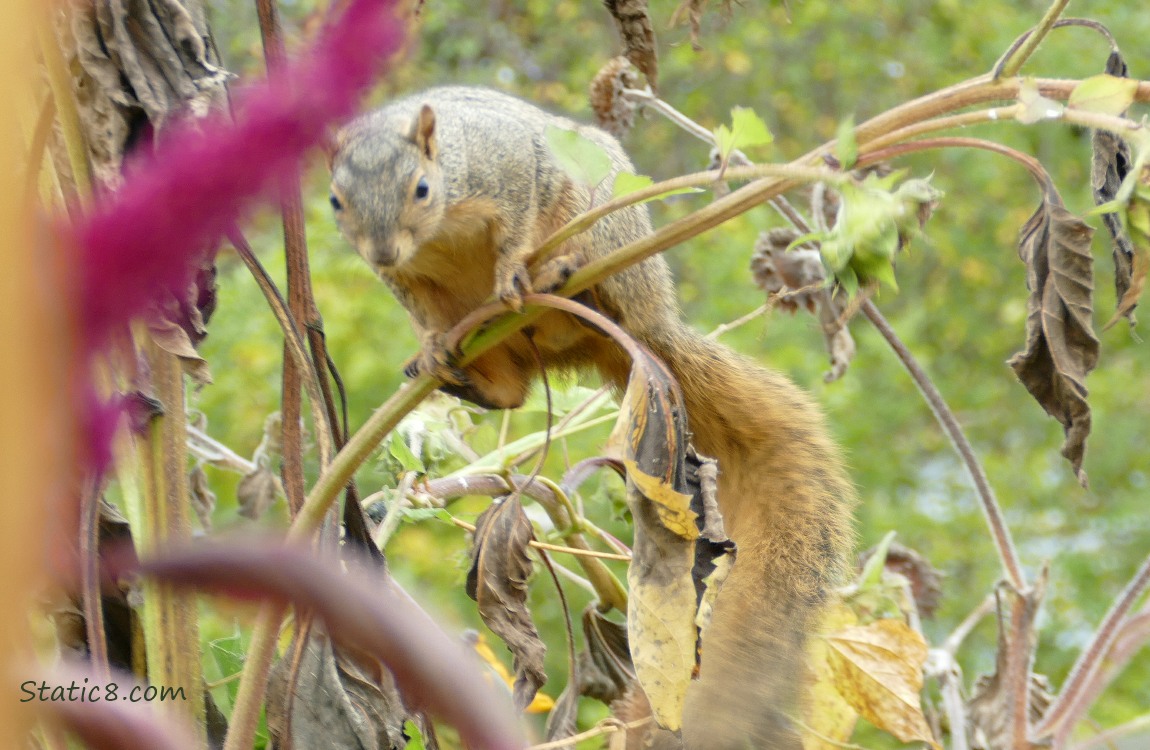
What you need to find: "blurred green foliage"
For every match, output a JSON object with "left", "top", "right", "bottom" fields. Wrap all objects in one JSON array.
[{"left": 196, "top": 0, "right": 1150, "bottom": 745}]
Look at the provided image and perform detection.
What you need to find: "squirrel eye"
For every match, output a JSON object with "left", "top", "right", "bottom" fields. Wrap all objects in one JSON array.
[
  {"left": 329, "top": 193, "right": 343, "bottom": 211},
  {"left": 414, "top": 177, "right": 430, "bottom": 200}
]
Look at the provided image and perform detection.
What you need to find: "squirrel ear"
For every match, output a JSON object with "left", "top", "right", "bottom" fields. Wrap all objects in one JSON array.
[
  {"left": 410, "top": 104, "right": 437, "bottom": 160},
  {"left": 321, "top": 125, "right": 344, "bottom": 171}
]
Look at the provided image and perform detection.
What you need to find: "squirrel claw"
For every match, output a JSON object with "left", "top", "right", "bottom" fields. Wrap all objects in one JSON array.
[
  {"left": 406, "top": 333, "right": 467, "bottom": 386},
  {"left": 495, "top": 262, "right": 532, "bottom": 312}
]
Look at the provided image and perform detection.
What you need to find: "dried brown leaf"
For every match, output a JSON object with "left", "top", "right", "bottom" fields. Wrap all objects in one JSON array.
[
  {"left": 266, "top": 626, "right": 407, "bottom": 750},
  {"left": 579, "top": 605, "right": 633, "bottom": 703},
  {"left": 188, "top": 464, "right": 215, "bottom": 532},
  {"left": 824, "top": 619, "right": 938, "bottom": 749},
  {"left": 466, "top": 495, "right": 547, "bottom": 711},
  {"left": 236, "top": 466, "right": 279, "bottom": 520},
  {"left": 68, "top": 0, "right": 231, "bottom": 189},
  {"left": 603, "top": 0, "right": 658, "bottom": 91},
  {"left": 148, "top": 316, "right": 212, "bottom": 385},
  {"left": 1008, "top": 198, "right": 1097, "bottom": 486},
  {"left": 543, "top": 679, "right": 580, "bottom": 742},
  {"left": 1092, "top": 51, "right": 1137, "bottom": 325},
  {"left": 969, "top": 572, "right": 1050, "bottom": 750},
  {"left": 751, "top": 228, "right": 856, "bottom": 382}
]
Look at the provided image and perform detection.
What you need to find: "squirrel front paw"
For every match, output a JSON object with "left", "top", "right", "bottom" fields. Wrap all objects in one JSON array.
[
  {"left": 404, "top": 332, "right": 469, "bottom": 386},
  {"left": 532, "top": 253, "right": 580, "bottom": 294},
  {"left": 494, "top": 259, "right": 533, "bottom": 312}
]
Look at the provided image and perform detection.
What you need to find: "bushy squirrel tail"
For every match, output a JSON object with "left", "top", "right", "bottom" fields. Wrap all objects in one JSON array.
[{"left": 644, "top": 326, "right": 856, "bottom": 749}]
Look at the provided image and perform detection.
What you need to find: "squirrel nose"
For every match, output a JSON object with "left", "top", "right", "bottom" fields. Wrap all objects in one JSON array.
[{"left": 359, "top": 238, "right": 398, "bottom": 268}]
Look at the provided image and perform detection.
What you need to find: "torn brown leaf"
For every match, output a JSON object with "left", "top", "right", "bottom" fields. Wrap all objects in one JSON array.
[
  {"left": 969, "top": 571, "right": 1050, "bottom": 750},
  {"left": 1091, "top": 50, "right": 1137, "bottom": 326},
  {"left": 267, "top": 626, "right": 408, "bottom": 750},
  {"left": 579, "top": 605, "right": 633, "bottom": 704},
  {"left": 1008, "top": 199, "right": 1097, "bottom": 486},
  {"left": 466, "top": 495, "right": 547, "bottom": 711}
]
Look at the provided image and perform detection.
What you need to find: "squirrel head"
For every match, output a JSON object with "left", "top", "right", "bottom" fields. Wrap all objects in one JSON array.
[{"left": 329, "top": 104, "right": 446, "bottom": 271}]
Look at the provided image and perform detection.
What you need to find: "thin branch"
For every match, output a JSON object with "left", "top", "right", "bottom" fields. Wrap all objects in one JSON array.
[
  {"left": 1033, "top": 552, "right": 1150, "bottom": 741},
  {"left": 861, "top": 301, "right": 1027, "bottom": 590},
  {"left": 1070, "top": 713, "right": 1150, "bottom": 750},
  {"left": 944, "top": 593, "right": 997, "bottom": 655},
  {"left": 227, "top": 228, "right": 334, "bottom": 467},
  {"left": 450, "top": 518, "right": 630, "bottom": 561},
  {"left": 995, "top": 3, "right": 1081, "bottom": 79},
  {"left": 526, "top": 717, "right": 653, "bottom": 750},
  {"left": 704, "top": 303, "right": 769, "bottom": 340}
]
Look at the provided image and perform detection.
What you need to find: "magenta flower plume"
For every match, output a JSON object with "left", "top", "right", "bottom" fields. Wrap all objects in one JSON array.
[{"left": 71, "top": 0, "right": 405, "bottom": 353}]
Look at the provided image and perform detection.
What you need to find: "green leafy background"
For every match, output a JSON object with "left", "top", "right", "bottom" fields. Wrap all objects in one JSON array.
[{"left": 194, "top": 1, "right": 1150, "bottom": 745}]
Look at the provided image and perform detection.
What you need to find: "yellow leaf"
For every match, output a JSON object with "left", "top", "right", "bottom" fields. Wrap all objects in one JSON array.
[
  {"left": 824, "top": 619, "right": 939, "bottom": 749},
  {"left": 471, "top": 632, "right": 555, "bottom": 714},
  {"left": 624, "top": 459, "right": 697, "bottom": 540},
  {"left": 803, "top": 605, "right": 860, "bottom": 750}
]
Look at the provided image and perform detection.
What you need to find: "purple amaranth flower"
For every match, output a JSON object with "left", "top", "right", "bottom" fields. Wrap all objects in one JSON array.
[
  {"left": 72, "top": 0, "right": 405, "bottom": 353},
  {"left": 67, "top": 0, "right": 405, "bottom": 472}
]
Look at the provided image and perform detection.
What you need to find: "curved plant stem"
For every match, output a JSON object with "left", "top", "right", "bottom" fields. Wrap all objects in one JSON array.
[
  {"left": 1033, "top": 552, "right": 1150, "bottom": 741},
  {"left": 995, "top": 0, "right": 1073, "bottom": 79},
  {"left": 861, "top": 301, "right": 1027, "bottom": 590},
  {"left": 859, "top": 136, "right": 1056, "bottom": 194},
  {"left": 228, "top": 229, "right": 333, "bottom": 467}
]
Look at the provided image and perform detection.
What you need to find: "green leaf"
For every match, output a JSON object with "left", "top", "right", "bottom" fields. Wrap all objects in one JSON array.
[
  {"left": 730, "top": 106, "right": 773, "bottom": 150},
  {"left": 612, "top": 172, "right": 654, "bottom": 196},
  {"left": 859, "top": 531, "right": 898, "bottom": 588},
  {"left": 713, "top": 106, "right": 773, "bottom": 161},
  {"left": 545, "top": 125, "right": 613, "bottom": 187},
  {"left": 1068, "top": 74, "right": 1139, "bottom": 116},
  {"left": 387, "top": 433, "right": 425, "bottom": 474},
  {"left": 612, "top": 172, "right": 705, "bottom": 202},
  {"left": 836, "top": 115, "right": 858, "bottom": 169}
]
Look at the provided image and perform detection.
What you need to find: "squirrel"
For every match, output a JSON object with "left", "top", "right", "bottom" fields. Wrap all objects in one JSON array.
[{"left": 329, "top": 86, "right": 855, "bottom": 750}]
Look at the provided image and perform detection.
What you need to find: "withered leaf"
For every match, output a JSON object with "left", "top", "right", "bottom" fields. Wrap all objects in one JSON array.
[
  {"left": 751, "top": 228, "right": 856, "bottom": 382},
  {"left": 1008, "top": 198, "right": 1097, "bottom": 486},
  {"left": 543, "top": 679, "right": 580, "bottom": 742},
  {"left": 266, "top": 626, "right": 408, "bottom": 750},
  {"left": 466, "top": 495, "right": 547, "bottom": 711},
  {"left": 70, "top": 0, "right": 230, "bottom": 188},
  {"left": 236, "top": 466, "right": 279, "bottom": 520},
  {"left": 612, "top": 348, "right": 733, "bottom": 731},
  {"left": 1091, "top": 50, "right": 1137, "bottom": 325},
  {"left": 603, "top": 0, "right": 658, "bottom": 91},
  {"left": 148, "top": 316, "right": 212, "bottom": 385},
  {"left": 187, "top": 463, "right": 215, "bottom": 532},
  {"left": 969, "top": 571, "right": 1050, "bottom": 750},
  {"left": 824, "top": 619, "right": 938, "bottom": 749},
  {"left": 579, "top": 605, "right": 633, "bottom": 704}
]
